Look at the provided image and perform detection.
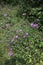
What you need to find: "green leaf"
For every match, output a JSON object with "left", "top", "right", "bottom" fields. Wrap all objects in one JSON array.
[
  {"left": 35, "top": 63, "right": 40, "bottom": 65},
  {"left": 39, "top": 42, "right": 43, "bottom": 47}
]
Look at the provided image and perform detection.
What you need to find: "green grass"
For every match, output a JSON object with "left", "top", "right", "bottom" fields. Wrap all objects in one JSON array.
[{"left": 0, "top": 5, "right": 43, "bottom": 65}]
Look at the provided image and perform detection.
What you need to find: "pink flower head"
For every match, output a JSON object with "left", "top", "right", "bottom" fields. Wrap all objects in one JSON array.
[
  {"left": 26, "top": 33, "right": 28, "bottom": 36},
  {"left": 19, "top": 29, "right": 23, "bottom": 33},
  {"left": 23, "top": 33, "right": 28, "bottom": 38},
  {"left": 15, "top": 35, "right": 18, "bottom": 39},
  {"left": 23, "top": 34, "right": 26, "bottom": 38},
  {"left": 8, "top": 51, "right": 13, "bottom": 57},
  {"left": 26, "top": 46, "right": 29, "bottom": 49},
  {"left": 30, "top": 23, "right": 39, "bottom": 28}
]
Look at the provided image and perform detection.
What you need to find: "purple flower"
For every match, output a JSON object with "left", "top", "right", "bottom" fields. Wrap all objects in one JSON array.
[
  {"left": 11, "top": 35, "right": 18, "bottom": 42},
  {"left": 26, "top": 46, "right": 29, "bottom": 49},
  {"left": 19, "top": 29, "right": 23, "bottom": 33},
  {"left": 26, "top": 33, "right": 28, "bottom": 36},
  {"left": 15, "top": 35, "right": 18, "bottom": 39},
  {"left": 30, "top": 23, "right": 39, "bottom": 28},
  {"left": 23, "top": 34, "right": 26, "bottom": 38},
  {"left": 23, "top": 33, "right": 28, "bottom": 38},
  {"left": 8, "top": 51, "right": 13, "bottom": 57}
]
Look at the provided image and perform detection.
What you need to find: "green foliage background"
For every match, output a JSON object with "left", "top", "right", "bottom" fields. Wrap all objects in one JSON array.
[
  {"left": 0, "top": 0, "right": 43, "bottom": 26},
  {"left": 0, "top": 0, "right": 43, "bottom": 65}
]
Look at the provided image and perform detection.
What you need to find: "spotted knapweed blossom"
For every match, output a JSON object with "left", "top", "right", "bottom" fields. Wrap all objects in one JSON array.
[
  {"left": 26, "top": 33, "right": 28, "bottom": 36},
  {"left": 23, "top": 34, "right": 26, "bottom": 38},
  {"left": 26, "top": 46, "right": 29, "bottom": 49},
  {"left": 8, "top": 47, "right": 13, "bottom": 57},
  {"left": 23, "top": 33, "right": 28, "bottom": 38},
  {"left": 11, "top": 35, "right": 18, "bottom": 42},
  {"left": 8, "top": 50, "right": 13, "bottom": 57},
  {"left": 30, "top": 23, "right": 39, "bottom": 28},
  {"left": 19, "top": 29, "right": 23, "bottom": 33},
  {"left": 15, "top": 35, "right": 18, "bottom": 39}
]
